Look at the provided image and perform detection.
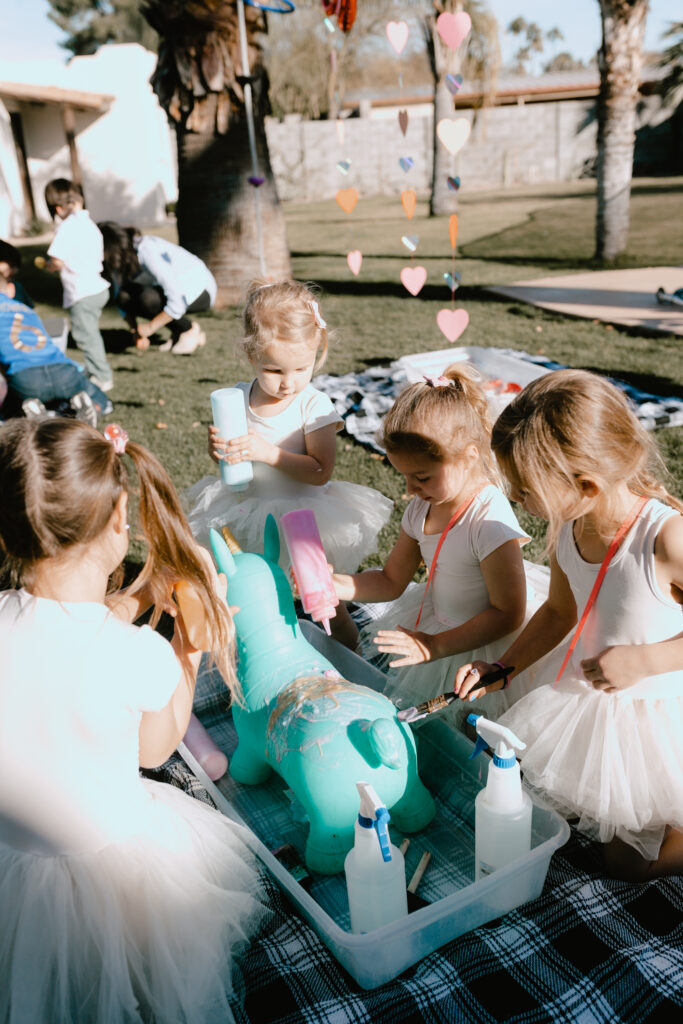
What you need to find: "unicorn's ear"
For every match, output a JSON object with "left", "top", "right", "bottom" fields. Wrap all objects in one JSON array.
[
  {"left": 209, "top": 529, "right": 237, "bottom": 578},
  {"left": 264, "top": 514, "right": 280, "bottom": 563}
]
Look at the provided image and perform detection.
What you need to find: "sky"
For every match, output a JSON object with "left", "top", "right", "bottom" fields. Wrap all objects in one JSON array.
[{"left": 0, "top": 0, "right": 678, "bottom": 67}]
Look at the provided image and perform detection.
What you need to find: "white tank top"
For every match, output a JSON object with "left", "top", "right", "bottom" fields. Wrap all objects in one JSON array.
[{"left": 555, "top": 498, "right": 683, "bottom": 700}]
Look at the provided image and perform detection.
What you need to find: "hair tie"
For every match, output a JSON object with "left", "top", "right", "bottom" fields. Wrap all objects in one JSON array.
[
  {"left": 309, "top": 300, "right": 327, "bottom": 329},
  {"left": 423, "top": 373, "right": 453, "bottom": 389},
  {"left": 103, "top": 423, "right": 128, "bottom": 454}
]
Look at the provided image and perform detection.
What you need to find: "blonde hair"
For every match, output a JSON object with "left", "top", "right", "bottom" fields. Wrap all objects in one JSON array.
[
  {"left": 0, "top": 418, "right": 238, "bottom": 697},
  {"left": 491, "top": 369, "right": 683, "bottom": 550},
  {"left": 381, "top": 362, "right": 500, "bottom": 482},
  {"left": 241, "top": 279, "right": 329, "bottom": 371}
]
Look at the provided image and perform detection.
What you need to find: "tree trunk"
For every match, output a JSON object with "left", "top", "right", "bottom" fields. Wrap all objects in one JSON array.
[
  {"left": 595, "top": 0, "right": 648, "bottom": 261},
  {"left": 176, "top": 94, "right": 291, "bottom": 307},
  {"left": 426, "top": 2, "right": 467, "bottom": 217}
]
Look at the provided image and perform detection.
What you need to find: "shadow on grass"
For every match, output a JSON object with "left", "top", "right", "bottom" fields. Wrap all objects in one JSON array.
[
  {"left": 305, "top": 278, "right": 485, "bottom": 302},
  {"left": 578, "top": 366, "right": 683, "bottom": 401}
]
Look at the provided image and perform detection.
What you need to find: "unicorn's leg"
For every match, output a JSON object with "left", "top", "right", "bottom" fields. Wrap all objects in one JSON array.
[
  {"left": 390, "top": 772, "right": 436, "bottom": 833},
  {"left": 228, "top": 712, "right": 273, "bottom": 785},
  {"left": 304, "top": 809, "right": 356, "bottom": 875}
]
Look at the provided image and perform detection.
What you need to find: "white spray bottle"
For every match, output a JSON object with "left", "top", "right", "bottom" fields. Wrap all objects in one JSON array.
[
  {"left": 344, "top": 782, "right": 408, "bottom": 933},
  {"left": 467, "top": 713, "right": 532, "bottom": 880}
]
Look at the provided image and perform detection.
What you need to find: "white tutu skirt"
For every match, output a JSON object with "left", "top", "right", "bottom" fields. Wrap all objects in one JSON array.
[
  {"left": 500, "top": 679, "right": 683, "bottom": 860},
  {"left": 362, "top": 560, "right": 551, "bottom": 734},
  {"left": 0, "top": 779, "right": 265, "bottom": 1024},
  {"left": 186, "top": 474, "right": 393, "bottom": 573}
]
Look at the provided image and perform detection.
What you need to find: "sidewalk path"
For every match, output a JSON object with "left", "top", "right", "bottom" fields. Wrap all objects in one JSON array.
[{"left": 488, "top": 266, "right": 683, "bottom": 336}]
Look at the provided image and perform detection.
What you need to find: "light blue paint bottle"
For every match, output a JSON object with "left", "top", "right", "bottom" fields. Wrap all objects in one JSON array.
[{"left": 210, "top": 387, "right": 253, "bottom": 491}]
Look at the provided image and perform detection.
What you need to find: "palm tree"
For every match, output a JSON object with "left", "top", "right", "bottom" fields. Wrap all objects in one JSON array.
[
  {"left": 423, "top": 1, "right": 500, "bottom": 216},
  {"left": 143, "top": 0, "right": 291, "bottom": 306},
  {"left": 595, "top": 0, "right": 649, "bottom": 261}
]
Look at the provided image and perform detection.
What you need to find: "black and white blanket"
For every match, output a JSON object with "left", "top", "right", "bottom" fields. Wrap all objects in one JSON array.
[{"left": 313, "top": 349, "right": 683, "bottom": 455}]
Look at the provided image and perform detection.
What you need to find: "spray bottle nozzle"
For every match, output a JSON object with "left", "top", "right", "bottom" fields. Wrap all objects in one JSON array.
[
  {"left": 356, "top": 781, "right": 393, "bottom": 862},
  {"left": 467, "top": 713, "right": 526, "bottom": 765}
]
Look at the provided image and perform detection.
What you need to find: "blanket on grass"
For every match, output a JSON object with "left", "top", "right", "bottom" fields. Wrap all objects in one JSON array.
[
  {"left": 145, "top": 660, "right": 683, "bottom": 1024},
  {"left": 313, "top": 349, "right": 683, "bottom": 455}
]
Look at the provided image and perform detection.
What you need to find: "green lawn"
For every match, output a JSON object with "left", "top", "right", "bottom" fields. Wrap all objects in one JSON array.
[{"left": 16, "top": 177, "right": 683, "bottom": 569}]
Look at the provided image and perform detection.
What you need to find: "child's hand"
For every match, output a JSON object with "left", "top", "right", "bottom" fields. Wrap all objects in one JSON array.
[
  {"left": 224, "top": 431, "right": 275, "bottom": 466},
  {"left": 454, "top": 660, "right": 499, "bottom": 701},
  {"left": 208, "top": 425, "right": 226, "bottom": 464},
  {"left": 331, "top": 572, "right": 355, "bottom": 602},
  {"left": 580, "top": 645, "right": 646, "bottom": 692},
  {"left": 373, "top": 626, "right": 433, "bottom": 667},
  {"left": 135, "top": 334, "right": 151, "bottom": 350}
]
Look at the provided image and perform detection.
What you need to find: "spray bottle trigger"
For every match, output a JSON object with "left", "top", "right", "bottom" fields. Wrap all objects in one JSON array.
[
  {"left": 467, "top": 714, "right": 486, "bottom": 760},
  {"left": 374, "top": 807, "right": 393, "bottom": 862}
]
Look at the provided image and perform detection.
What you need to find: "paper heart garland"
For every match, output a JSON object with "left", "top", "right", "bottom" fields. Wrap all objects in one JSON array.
[
  {"left": 401, "top": 265, "right": 427, "bottom": 296},
  {"left": 443, "top": 272, "right": 461, "bottom": 292},
  {"left": 436, "top": 308, "right": 469, "bottom": 343},
  {"left": 401, "top": 189, "right": 417, "bottom": 219},
  {"left": 401, "top": 235, "right": 419, "bottom": 252},
  {"left": 399, "top": 156, "right": 414, "bottom": 172},
  {"left": 449, "top": 214, "right": 458, "bottom": 250},
  {"left": 436, "top": 11, "right": 472, "bottom": 51},
  {"left": 347, "top": 250, "right": 362, "bottom": 276},
  {"left": 386, "top": 20, "right": 409, "bottom": 55},
  {"left": 398, "top": 109, "right": 408, "bottom": 135},
  {"left": 436, "top": 118, "right": 471, "bottom": 156},
  {"left": 445, "top": 73, "right": 463, "bottom": 95},
  {"left": 336, "top": 188, "right": 358, "bottom": 214},
  {"left": 447, "top": 175, "right": 461, "bottom": 192},
  {"left": 337, "top": 160, "right": 351, "bottom": 175}
]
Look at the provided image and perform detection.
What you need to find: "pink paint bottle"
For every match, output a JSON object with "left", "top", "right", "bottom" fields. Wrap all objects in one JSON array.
[{"left": 280, "top": 508, "right": 339, "bottom": 635}]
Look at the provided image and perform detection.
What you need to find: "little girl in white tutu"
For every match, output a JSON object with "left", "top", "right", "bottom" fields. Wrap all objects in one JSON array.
[
  {"left": 0, "top": 417, "right": 264, "bottom": 1023},
  {"left": 332, "top": 363, "right": 549, "bottom": 731},
  {"left": 456, "top": 369, "right": 683, "bottom": 880},
  {"left": 187, "top": 279, "right": 392, "bottom": 646}
]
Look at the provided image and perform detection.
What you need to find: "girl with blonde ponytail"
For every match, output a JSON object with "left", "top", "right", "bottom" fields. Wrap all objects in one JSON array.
[
  {"left": 456, "top": 369, "right": 683, "bottom": 880},
  {"left": 333, "top": 362, "right": 548, "bottom": 730}
]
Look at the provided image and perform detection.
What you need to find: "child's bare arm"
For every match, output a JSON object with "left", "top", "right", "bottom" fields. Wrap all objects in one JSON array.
[
  {"left": 581, "top": 514, "right": 683, "bottom": 690},
  {"left": 376, "top": 538, "right": 527, "bottom": 667},
  {"left": 222, "top": 422, "right": 338, "bottom": 487},
  {"left": 455, "top": 554, "right": 577, "bottom": 698},
  {"left": 333, "top": 529, "right": 421, "bottom": 603}
]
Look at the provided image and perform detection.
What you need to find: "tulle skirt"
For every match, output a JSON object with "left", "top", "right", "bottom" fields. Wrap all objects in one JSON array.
[
  {"left": 0, "top": 779, "right": 265, "bottom": 1024},
  {"left": 362, "top": 560, "right": 551, "bottom": 734},
  {"left": 500, "top": 678, "right": 683, "bottom": 860},
  {"left": 186, "top": 475, "right": 393, "bottom": 573}
]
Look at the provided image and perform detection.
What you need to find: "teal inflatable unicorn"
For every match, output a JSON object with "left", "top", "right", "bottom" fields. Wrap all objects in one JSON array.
[{"left": 210, "top": 517, "right": 435, "bottom": 875}]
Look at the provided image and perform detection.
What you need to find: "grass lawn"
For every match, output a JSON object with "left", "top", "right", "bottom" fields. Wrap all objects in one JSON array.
[{"left": 15, "top": 176, "right": 683, "bottom": 570}]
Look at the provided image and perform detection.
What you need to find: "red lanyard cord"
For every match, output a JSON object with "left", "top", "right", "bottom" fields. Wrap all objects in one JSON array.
[
  {"left": 414, "top": 486, "right": 486, "bottom": 628},
  {"left": 553, "top": 495, "right": 648, "bottom": 687}
]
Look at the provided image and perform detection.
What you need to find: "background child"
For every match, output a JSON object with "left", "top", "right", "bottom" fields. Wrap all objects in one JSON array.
[
  {"left": 0, "top": 417, "right": 264, "bottom": 1022},
  {"left": 333, "top": 365, "right": 548, "bottom": 730},
  {"left": 44, "top": 178, "right": 113, "bottom": 391},
  {"left": 0, "top": 239, "right": 33, "bottom": 307},
  {"left": 187, "top": 280, "right": 393, "bottom": 630},
  {"left": 0, "top": 269, "right": 111, "bottom": 423},
  {"left": 456, "top": 369, "right": 683, "bottom": 880},
  {"left": 99, "top": 221, "right": 215, "bottom": 355}
]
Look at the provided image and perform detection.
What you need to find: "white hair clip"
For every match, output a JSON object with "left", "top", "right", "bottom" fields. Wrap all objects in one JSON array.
[{"left": 309, "top": 300, "right": 327, "bottom": 329}]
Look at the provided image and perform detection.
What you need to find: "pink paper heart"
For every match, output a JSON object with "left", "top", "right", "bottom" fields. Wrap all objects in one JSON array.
[
  {"left": 347, "top": 250, "right": 362, "bottom": 276},
  {"left": 436, "top": 118, "right": 471, "bottom": 156},
  {"left": 386, "top": 20, "right": 409, "bottom": 55},
  {"left": 436, "top": 308, "right": 470, "bottom": 343},
  {"left": 400, "top": 265, "right": 427, "bottom": 296},
  {"left": 436, "top": 11, "right": 472, "bottom": 51}
]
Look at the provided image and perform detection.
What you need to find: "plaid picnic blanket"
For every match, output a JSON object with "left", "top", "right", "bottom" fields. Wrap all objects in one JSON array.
[
  {"left": 145, "top": 660, "right": 683, "bottom": 1024},
  {"left": 313, "top": 350, "right": 683, "bottom": 455}
]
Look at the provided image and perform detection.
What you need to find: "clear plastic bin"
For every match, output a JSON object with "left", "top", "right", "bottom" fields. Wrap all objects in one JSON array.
[{"left": 180, "top": 622, "right": 570, "bottom": 990}]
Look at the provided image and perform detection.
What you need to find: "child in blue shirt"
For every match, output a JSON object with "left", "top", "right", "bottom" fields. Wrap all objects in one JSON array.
[{"left": 0, "top": 272, "right": 111, "bottom": 424}]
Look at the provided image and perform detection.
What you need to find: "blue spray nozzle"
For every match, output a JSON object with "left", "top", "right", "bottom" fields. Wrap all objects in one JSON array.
[
  {"left": 374, "top": 806, "right": 392, "bottom": 862},
  {"left": 467, "top": 713, "right": 487, "bottom": 760}
]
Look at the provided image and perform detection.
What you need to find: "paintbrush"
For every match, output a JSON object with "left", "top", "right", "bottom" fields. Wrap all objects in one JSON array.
[{"left": 396, "top": 665, "right": 515, "bottom": 724}]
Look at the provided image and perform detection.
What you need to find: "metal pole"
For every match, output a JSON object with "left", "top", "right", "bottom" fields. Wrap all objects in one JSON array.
[{"left": 236, "top": 0, "right": 267, "bottom": 276}]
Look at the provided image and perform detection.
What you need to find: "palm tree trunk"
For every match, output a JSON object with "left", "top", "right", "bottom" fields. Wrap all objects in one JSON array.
[
  {"left": 176, "top": 94, "right": 291, "bottom": 306},
  {"left": 595, "top": 0, "right": 648, "bottom": 261}
]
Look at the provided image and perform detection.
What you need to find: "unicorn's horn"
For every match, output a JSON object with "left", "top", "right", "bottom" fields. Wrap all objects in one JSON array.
[{"left": 221, "top": 526, "right": 242, "bottom": 553}]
